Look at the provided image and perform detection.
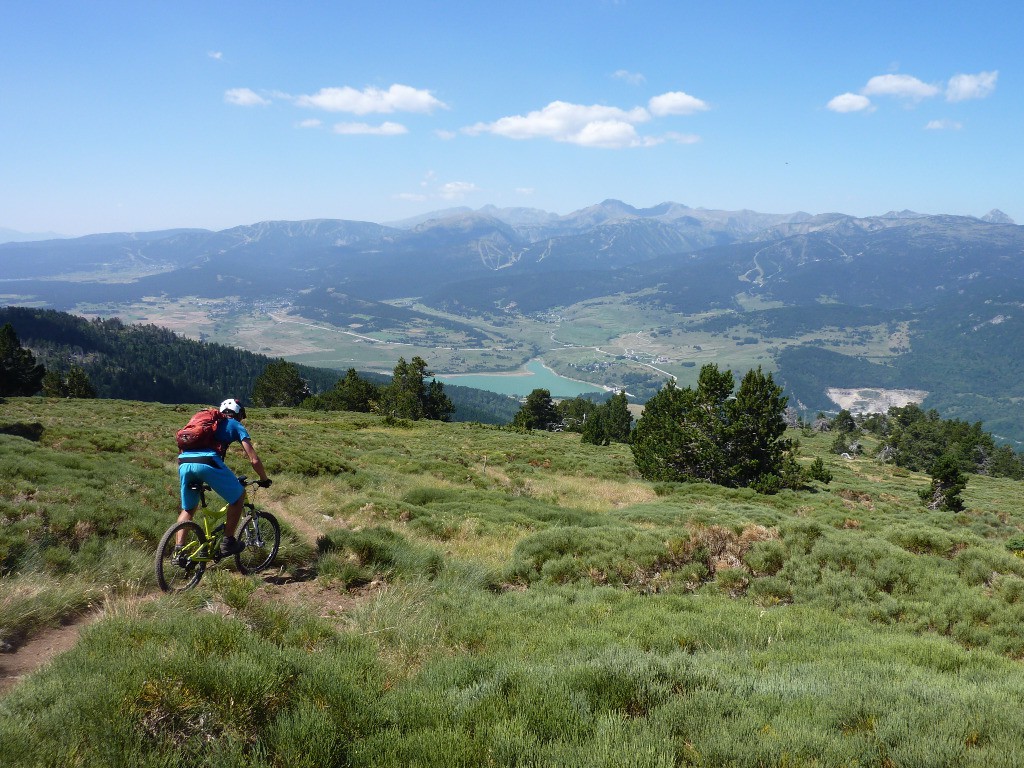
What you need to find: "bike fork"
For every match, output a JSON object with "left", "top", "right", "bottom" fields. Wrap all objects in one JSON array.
[{"left": 242, "top": 515, "right": 265, "bottom": 548}]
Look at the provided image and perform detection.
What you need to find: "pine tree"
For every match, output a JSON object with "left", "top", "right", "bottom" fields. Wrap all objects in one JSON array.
[
  {"left": 581, "top": 391, "right": 632, "bottom": 446},
  {"left": 376, "top": 357, "right": 422, "bottom": 419},
  {"left": 603, "top": 390, "right": 633, "bottom": 443},
  {"left": 423, "top": 378, "right": 455, "bottom": 422},
  {"left": 725, "top": 367, "right": 790, "bottom": 487},
  {"left": 251, "top": 360, "right": 311, "bottom": 407},
  {"left": 41, "top": 365, "right": 96, "bottom": 398},
  {"left": 512, "top": 388, "right": 558, "bottom": 430},
  {"left": 831, "top": 409, "right": 857, "bottom": 434},
  {"left": 581, "top": 407, "right": 608, "bottom": 445},
  {"left": 64, "top": 365, "right": 97, "bottom": 398},
  {"left": 556, "top": 396, "right": 597, "bottom": 433},
  {"left": 375, "top": 356, "right": 453, "bottom": 421},
  {"left": 920, "top": 454, "right": 968, "bottom": 512},
  {"left": 631, "top": 365, "right": 791, "bottom": 489},
  {"left": 303, "top": 368, "right": 380, "bottom": 412},
  {"left": 0, "top": 323, "right": 45, "bottom": 396},
  {"left": 631, "top": 381, "right": 706, "bottom": 482},
  {"left": 41, "top": 369, "right": 67, "bottom": 397}
]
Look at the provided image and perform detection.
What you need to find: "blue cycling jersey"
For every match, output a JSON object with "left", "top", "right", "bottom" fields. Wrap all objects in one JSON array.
[
  {"left": 178, "top": 417, "right": 251, "bottom": 509},
  {"left": 177, "top": 417, "right": 250, "bottom": 459}
]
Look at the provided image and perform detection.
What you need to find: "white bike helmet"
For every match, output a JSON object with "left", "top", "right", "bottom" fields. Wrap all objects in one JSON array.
[{"left": 219, "top": 398, "right": 247, "bottom": 419}]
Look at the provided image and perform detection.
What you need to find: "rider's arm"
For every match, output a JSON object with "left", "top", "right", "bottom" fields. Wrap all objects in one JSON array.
[{"left": 240, "top": 438, "right": 270, "bottom": 483}]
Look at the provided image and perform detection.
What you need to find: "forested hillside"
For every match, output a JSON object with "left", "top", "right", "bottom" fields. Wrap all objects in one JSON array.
[
  {"left": 771, "top": 280, "right": 1024, "bottom": 441},
  {"left": 0, "top": 306, "right": 519, "bottom": 423},
  {"left": 0, "top": 306, "right": 338, "bottom": 404}
]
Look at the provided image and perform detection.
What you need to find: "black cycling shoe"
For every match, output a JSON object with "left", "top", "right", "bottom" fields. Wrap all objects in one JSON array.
[
  {"left": 219, "top": 536, "right": 246, "bottom": 557},
  {"left": 172, "top": 546, "right": 190, "bottom": 568}
]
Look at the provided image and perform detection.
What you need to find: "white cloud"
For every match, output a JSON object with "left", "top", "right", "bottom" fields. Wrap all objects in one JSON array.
[
  {"left": 298, "top": 118, "right": 322, "bottom": 129},
  {"left": 434, "top": 129, "right": 457, "bottom": 140},
  {"left": 827, "top": 92, "right": 873, "bottom": 113},
  {"left": 664, "top": 132, "right": 701, "bottom": 144},
  {"left": 332, "top": 121, "right": 408, "bottom": 136},
  {"left": 439, "top": 181, "right": 478, "bottom": 200},
  {"left": 516, "top": 187, "right": 535, "bottom": 196},
  {"left": 396, "top": 174, "right": 478, "bottom": 205},
  {"left": 464, "top": 101, "right": 659, "bottom": 148},
  {"left": 648, "top": 91, "right": 709, "bottom": 116},
  {"left": 925, "top": 119, "right": 963, "bottom": 131},
  {"left": 862, "top": 74, "right": 939, "bottom": 100},
  {"left": 575, "top": 120, "right": 647, "bottom": 148},
  {"left": 296, "top": 84, "right": 447, "bottom": 114},
  {"left": 831, "top": 68, "right": 997, "bottom": 116},
  {"left": 612, "top": 69, "right": 646, "bottom": 85},
  {"left": 208, "top": 51, "right": 223, "bottom": 61},
  {"left": 946, "top": 70, "right": 998, "bottom": 102},
  {"left": 224, "top": 88, "right": 270, "bottom": 107}
]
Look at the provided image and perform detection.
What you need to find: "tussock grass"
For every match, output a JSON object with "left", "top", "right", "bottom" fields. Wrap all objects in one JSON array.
[
  {"left": 7, "top": 398, "right": 1024, "bottom": 765},
  {"left": 521, "top": 473, "right": 658, "bottom": 511},
  {"left": 0, "top": 573, "right": 99, "bottom": 649}
]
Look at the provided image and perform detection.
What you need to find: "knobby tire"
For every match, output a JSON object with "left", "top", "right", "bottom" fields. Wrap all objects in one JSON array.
[
  {"left": 155, "top": 521, "right": 207, "bottom": 592},
  {"left": 234, "top": 510, "right": 281, "bottom": 574}
]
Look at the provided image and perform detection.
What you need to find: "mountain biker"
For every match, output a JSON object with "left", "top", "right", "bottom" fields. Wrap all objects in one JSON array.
[{"left": 176, "top": 398, "right": 272, "bottom": 558}]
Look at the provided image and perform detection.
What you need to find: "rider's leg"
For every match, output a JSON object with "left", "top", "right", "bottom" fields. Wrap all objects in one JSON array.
[
  {"left": 177, "top": 466, "right": 200, "bottom": 548},
  {"left": 225, "top": 497, "right": 243, "bottom": 539},
  {"left": 176, "top": 508, "right": 196, "bottom": 546},
  {"left": 217, "top": 496, "right": 247, "bottom": 555}
]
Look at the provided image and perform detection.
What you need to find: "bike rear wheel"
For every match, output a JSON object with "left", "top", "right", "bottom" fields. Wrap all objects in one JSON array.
[
  {"left": 156, "top": 521, "right": 207, "bottom": 592},
  {"left": 235, "top": 511, "right": 281, "bottom": 574}
]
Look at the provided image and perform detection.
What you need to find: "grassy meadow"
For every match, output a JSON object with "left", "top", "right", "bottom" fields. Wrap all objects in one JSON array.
[{"left": 3, "top": 397, "right": 1024, "bottom": 766}]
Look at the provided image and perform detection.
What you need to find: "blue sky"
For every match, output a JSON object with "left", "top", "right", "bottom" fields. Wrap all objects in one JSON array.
[{"left": 2, "top": 1, "right": 1020, "bottom": 235}]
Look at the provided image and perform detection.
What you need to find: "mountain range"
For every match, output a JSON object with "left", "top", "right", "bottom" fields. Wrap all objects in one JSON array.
[
  {"left": 1, "top": 201, "right": 1017, "bottom": 301},
  {"left": 0, "top": 226, "right": 68, "bottom": 244},
  {"left": 3, "top": 200, "right": 1024, "bottom": 441}
]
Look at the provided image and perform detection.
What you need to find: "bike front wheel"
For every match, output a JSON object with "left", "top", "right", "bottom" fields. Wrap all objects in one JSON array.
[
  {"left": 235, "top": 511, "right": 281, "bottom": 574},
  {"left": 156, "top": 521, "right": 207, "bottom": 592}
]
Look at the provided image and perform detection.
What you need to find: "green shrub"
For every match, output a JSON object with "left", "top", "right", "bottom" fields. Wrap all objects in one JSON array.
[
  {"left": 744, "top": 539, "right": 786, "bottom": 576},
  {"left": 749, "top": 575, "right": 793, "bottom": 605},
  {"left": 887, "top": 525, "right": 957, "bottom": 556},
  {"left": 808, "top": 457, "right": 833, "bottom": 484},
  {"left": 402, "top": 487, "right": 459, "bottom": 506},
  {"left": 954, "top": 546, "right": 1020, "bottom": 586},
  {"left": 321, "top": 527, "right": 444, "bottom": 581},
  {"left": 1005, "top": 534, "right": 1024, "bottom": 553},
  {"left": 507, "top": 526, "right": 667, "bottom": 587},
  {"left": 715, "top": 568, "right": 750, "bottom": 595},
  {"left": 751, "top": 473, "right": 783, "bottom": 495}
]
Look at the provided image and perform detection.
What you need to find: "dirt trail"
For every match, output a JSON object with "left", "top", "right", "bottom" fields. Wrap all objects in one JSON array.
[
  {"left": 0, "top": 505, "right": 362, "bottom": 697},
  {"left": 0, "top": 613, "right": 100, "bottom": 696}
]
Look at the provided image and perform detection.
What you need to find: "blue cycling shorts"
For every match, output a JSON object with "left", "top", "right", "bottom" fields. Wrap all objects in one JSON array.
[{"left": 179, "top": 457, "right": 245, "bottom": 511}]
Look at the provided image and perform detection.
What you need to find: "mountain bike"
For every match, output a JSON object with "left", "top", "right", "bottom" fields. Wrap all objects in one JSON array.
[{"left": 155, "top": 476, "right": 281, "bottom": 592}]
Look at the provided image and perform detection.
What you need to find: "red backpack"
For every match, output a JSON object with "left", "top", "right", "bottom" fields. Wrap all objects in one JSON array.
[{"left": 175, "top": 408, "right": 227, "bottom": 456}]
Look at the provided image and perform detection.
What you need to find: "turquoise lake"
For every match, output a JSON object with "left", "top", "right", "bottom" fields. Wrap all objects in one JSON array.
[{"left": 437, "top": 359, "right": 606, "bottom": 398}]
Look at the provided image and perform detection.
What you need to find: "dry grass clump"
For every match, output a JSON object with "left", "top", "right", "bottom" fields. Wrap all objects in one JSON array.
[
  {"left": 527, "top": 474, "right": 658, "bottom": 511},
  {"left": 665, "top": 523, "right": 779, "bottom": 575}
]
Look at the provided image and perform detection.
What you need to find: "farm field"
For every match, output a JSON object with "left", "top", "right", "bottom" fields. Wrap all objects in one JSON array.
[
  {"left": 70, "top": 293, "right": 904, "bottom": 401},
  {"left": 4, "top": 398, "right": 1024, "bottom": 765}
]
